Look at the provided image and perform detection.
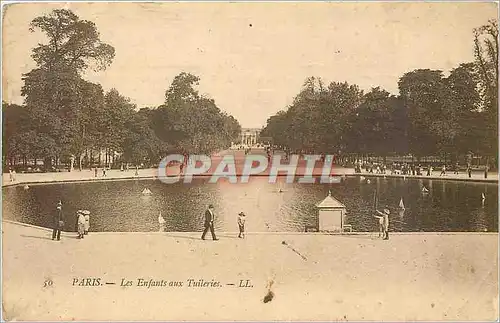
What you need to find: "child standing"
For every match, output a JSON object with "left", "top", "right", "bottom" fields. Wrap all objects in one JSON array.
[
  {"left": 373, "top": 207, "right": 390, "bottom": 240},
  {"left": 237, "top": 212, "right": 246, "bottom": 238}
]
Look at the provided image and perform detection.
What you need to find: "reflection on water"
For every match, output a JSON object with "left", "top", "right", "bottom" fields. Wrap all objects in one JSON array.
[{"left": 2, "top": 177, "right": 498, "bottom": 233}]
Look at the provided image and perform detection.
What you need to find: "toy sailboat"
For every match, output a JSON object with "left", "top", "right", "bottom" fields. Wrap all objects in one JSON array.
[
  {"left": 158, "top": 212, "right": 165, "bottom": 224},
  {"left": 422, "top": 186, "right": 429, "bottom": 194},
  {"left": 399, "top": 198, "right": 405, "bottom": 210},
  {"left": 142, "top": 188, "right": 152, "bottom": 195},
  {"left": 482, "top": 193, "right": 485, "bottom": 201}
]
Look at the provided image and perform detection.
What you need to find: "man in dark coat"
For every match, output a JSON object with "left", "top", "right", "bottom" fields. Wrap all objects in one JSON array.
[
  {"left": 52, "top": 201, "right": 64, "bottom": 241},
  {"left": 201, "top": 204, "right": 218, "bottom": 240}
]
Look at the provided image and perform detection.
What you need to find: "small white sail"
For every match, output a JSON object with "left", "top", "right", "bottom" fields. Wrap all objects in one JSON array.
[
  {"left": 482, "top": 193, "right": 485, "bottom": 201},
  {"left": 142, "top": 188, "right": 152, "bottom": 195},
  {"left": 158, "top": 212, "right": 165, "bottom": 224},
  {"left": 399, "top": 198, "right": 405, "bottom": 210},
  {"left": 422, "top": 186, "right": 429, "bottom": 193}
]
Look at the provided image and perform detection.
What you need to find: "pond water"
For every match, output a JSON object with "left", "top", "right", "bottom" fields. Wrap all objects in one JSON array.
[{"left": 2, "top": 176, "right": 498, "bottom": 233}]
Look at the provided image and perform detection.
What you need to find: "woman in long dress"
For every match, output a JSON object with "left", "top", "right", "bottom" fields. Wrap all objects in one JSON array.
[
  {"left": 77, "top": 211, "right": 86, "bottom": 239},
  {"left": 83, "top": 210, "right": 90, "bottom": 235}
]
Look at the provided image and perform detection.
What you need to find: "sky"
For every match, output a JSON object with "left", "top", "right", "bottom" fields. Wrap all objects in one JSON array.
[{"left": 2, "top": 2, "right": 498, "bottom": 128}]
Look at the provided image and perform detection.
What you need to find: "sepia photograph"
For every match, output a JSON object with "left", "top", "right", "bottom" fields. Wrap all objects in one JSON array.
[{"left": 1, "top": 1, "right": 499, "bottom": 321}]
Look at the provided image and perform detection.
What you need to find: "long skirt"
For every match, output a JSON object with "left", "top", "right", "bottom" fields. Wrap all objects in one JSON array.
[{"left": 78, "top": 223, "right": 85, "bottom": 236}]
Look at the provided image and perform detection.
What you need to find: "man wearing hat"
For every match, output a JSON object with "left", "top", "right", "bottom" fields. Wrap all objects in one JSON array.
[
  {"left": 201, "top": 204, "right": 218, "bottom": 240},
  {"left": 52, "top": 201, "right": 64, "bottom": 241},
  {"left": 374, "top": 206, "right": 390, "bottom": 240},
  {"left": 237, "top": 212, "right": 246, "bottom": 238}
]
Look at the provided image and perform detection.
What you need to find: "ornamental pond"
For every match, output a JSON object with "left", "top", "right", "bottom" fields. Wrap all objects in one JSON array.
[{"left": 2, "top": 176, "right": 498, "bottom": 233}]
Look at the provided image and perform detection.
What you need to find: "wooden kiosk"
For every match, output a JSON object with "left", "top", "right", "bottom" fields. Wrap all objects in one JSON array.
[{"left": 316, "top": 191, "right": 351, "bottom": 233}]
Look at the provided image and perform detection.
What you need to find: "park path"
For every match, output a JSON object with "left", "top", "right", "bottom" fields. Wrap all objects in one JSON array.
[
  {"left": 3, "top": 150, "right": 497, "bottom": 187},
  {"left": 2, "top": 220, "right": 498, "bottom": 321}
]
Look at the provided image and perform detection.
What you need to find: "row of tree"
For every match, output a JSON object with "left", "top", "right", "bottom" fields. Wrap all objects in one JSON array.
[
  {"left": 261, "top": 20, "right": 498, "bottom": 165},
  {"left": 3, "top": 9, "right": 241, "bottom": 170}
]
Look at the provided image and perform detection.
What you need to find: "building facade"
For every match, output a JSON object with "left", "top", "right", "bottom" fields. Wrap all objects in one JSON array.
[{"left": 240, "top": 128, "right": 261, "bottom": 146}]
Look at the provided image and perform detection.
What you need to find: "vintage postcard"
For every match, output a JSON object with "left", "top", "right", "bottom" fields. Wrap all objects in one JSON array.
[{"left": 1, "top": 1, "right": 499, "bottom": 321}]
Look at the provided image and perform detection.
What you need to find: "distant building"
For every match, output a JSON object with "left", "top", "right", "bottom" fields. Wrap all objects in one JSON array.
[{"left": 240, "top": 128, "right": 260, "bottom": 146}]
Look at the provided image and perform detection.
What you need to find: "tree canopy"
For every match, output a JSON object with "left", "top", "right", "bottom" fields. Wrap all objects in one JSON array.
[
  {"left": 262, "top": 21, "right": 498, "bottom": 164},
  {"left": 3, "top": 9, "right": 241, "bottom": 170}
]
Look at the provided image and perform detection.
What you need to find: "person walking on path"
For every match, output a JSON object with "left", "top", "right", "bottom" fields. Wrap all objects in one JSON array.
[
  {"left": 77, "top": 210, "right": 86, "bottom": 239},
  {"left": 373, "top": 207, "right": 390, "bottom": 240},
  {"left": 484, "top": 164, "right": 489, "bottom": 179},
  {"left": 94, "top": 167, "right": 98, "bottom": 177},
  {"left": 467, "top": 164, "right": 472, "bottom": 178},
  {"left": 440, "top": 165, "right": 446, "bottom": 176},
  {"left": 201, "top": 204, "right": 218, "bottom": 240},
  {"left": 83, "top": 210, "right": 90, "bottom": 235},
  {"left": 52, "top": 201, "right": 64, "bottom": 241},
  {"left": 237, "top": 212, "right": 246, "bottom": 238}
]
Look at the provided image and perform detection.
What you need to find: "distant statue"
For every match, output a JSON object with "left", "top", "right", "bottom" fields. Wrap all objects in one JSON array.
[{"left": 69, "top": 155, "right": 75, "bottom": 172}]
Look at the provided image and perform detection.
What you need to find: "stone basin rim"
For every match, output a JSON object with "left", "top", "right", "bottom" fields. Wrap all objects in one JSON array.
[
  {"left": 2, "top": 172, "right": 498, "bottom": 188},
  {"left": 3, "top": 220, "right": 497, "bottom": 236}
]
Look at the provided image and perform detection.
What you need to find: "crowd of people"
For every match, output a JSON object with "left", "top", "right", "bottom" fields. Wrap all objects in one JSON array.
[{"left": 354, "top": 161, "right": 491, "bottom": 178}]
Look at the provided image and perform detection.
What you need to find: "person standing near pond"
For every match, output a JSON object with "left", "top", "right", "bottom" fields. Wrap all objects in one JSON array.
[
  {"left": 52, "top": 201, "right": 64, "bottom": 241},
  {"left": 373, "top": 207, "right": 390, "bottom": 240},
  {"left": 237, "top": 212, "right": 246, "bottom": 238},
  {"left": 201, "top": 204, "right": 218, "bottom": 240},
  {"left": 77, "top": 210, "right": 86, "bottom": 239},
  {"left": 440, "top": 164, "right": 446, "bottom": 176},
  {"left": 83, "top": 210, "right": 90, "bottom": 235}
]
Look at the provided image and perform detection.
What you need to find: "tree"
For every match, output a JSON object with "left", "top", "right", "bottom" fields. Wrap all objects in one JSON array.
[
  {"left": 29, "top": 9, "right": 114, "bottom": 72},
  {"left": 345, "top": 87, "right": 398, "bottom": 157},
  {"left": 473, "top": 20, "right": 498, "bottom": 159},
  {"left": 123, "top": 108, "right": 162, "bottom": 165},
  {"left": 261, "top": 77, "right": 363, "bottom": 154},
  {"left": 398, "top": 69, "right": 448, "bottom": 158},
  {"left": 20, "top": 9, "right": 115, "bottom": 169},
  {"left": 155, "top": 72, "right": 241, "bottom": 154}
]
